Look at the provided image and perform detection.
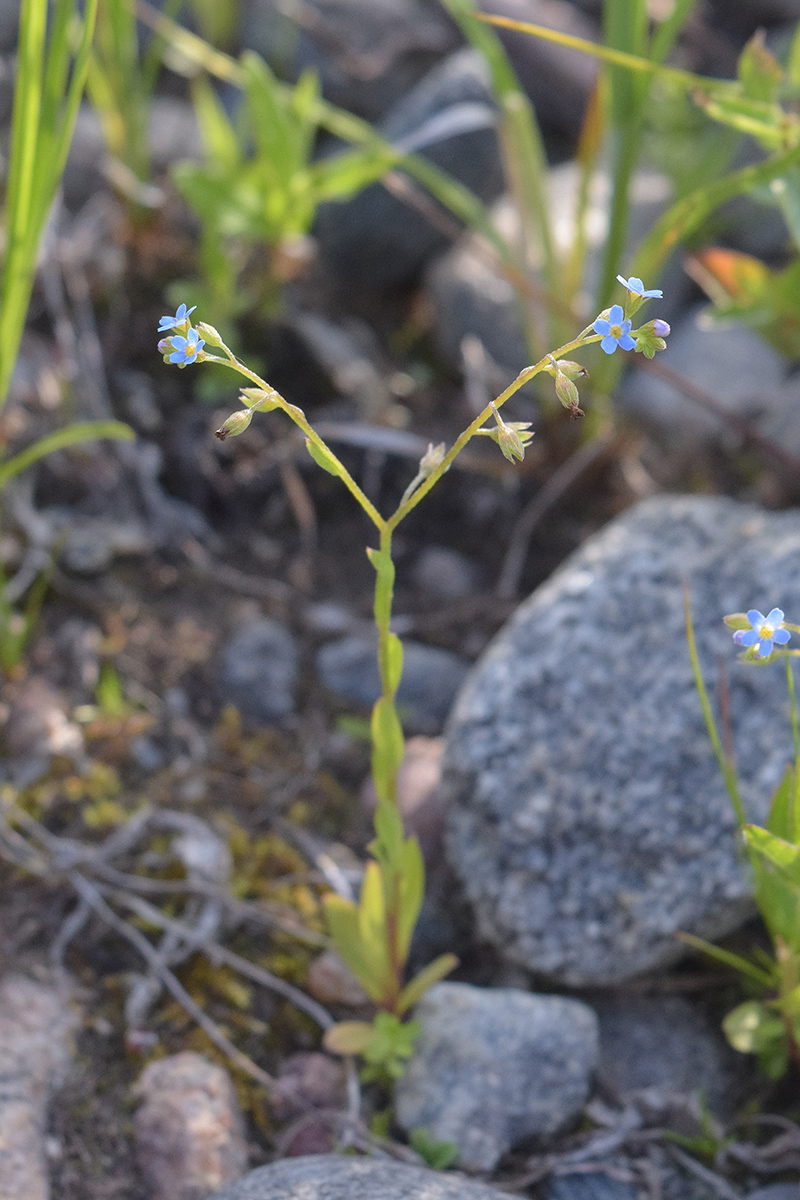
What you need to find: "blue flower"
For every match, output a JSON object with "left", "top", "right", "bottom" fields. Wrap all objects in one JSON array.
[
  {"left": 158, "top": 303, "right": 196, "bottom": 332},
  {"left": 733, "top": 608, "right": 791, "bottom": 657},
  {"left": 592, "top": 305, "right": 636, "bottom": 355},
  {"left": 168, "top": 328, "right": 205, "bottom": 366},
  {"left": 616, "top": 275, "right": 662, "bottom": 299}
]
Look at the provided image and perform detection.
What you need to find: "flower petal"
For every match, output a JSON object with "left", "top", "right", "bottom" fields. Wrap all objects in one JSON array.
[
  {"left": 618, "top": 333, "right": 636, "bottom": 351},
  {"left": 756, "top": 639, "right": 774, "bottom": 657},
  {"left": 773, "top": 627, "right": 791, "bottom": 645},
  {"left": 766, "top": 608, "right": 785, "bottom": 626},
  {"left": 746, "top": 610, "right": 765, "bottom": 628},
  {"left": 608, "top": 304, "right": 625, "bottom": 324},
  {"left": 600, "top": 334, "right": 618, "bottom": 354},
  {"left": 737, "top": 629, "right": 760, "bottom": 647},
  {"left": 593, "top": 318, "right": 611, "bottom": 335}
]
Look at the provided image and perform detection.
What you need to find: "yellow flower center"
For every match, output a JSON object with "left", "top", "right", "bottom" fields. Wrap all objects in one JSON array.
[
  {"left": 609, "top": 324, "right": 622, "bottom": 338},
  {"left": 758, "top": 623, "right": 775, "bottom": 639}
]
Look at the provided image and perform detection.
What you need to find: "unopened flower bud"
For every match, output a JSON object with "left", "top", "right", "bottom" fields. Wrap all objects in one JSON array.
[
  {"left": 554, "top": 360, "right": 588, "bottom": 380},
  {"left": 157, "top": 337, "right": 172, "bottom": 356},
  {"left": 214, "top": 409, "right": 253, "bottom": 441},
  {"left": 196, "top": 322, "right": 224, "bottom": 348},
  {"left": 496, "top": 423, "right": 525, "bottom": 462},
  {"left": 554, "top": 371, "right": 580, "bottom": 411},
  {"left": 420, "top": 442, "right": 447, "bottom": 477},
  {"left": 652, "top": 319, "right": 670, "bottom": 337}
]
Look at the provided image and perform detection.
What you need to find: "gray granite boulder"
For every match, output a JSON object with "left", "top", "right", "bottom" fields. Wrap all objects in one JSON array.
[
  {"left": 442, "top": 494, "right": 800, "bottom": 985},
  {"left": 618, "top": 307, "right": 800, "bottom": 457},
  {"left": 394, "top": 982, "right": 599, "bottom": 1171},
  {"left": 317, "top": 635, "right": 469, "bottom": 734},
  {"left": 315, "top": 49, "right": 503, "bottom": 290},
  {"left": 220, "top": 617, "right": 299, "bottom": 724},
  {"left": 593, "top": 994, "right": 747, "bottom": 1115},
  {"left": 207, "top": 1154, "right": 515, "bottom": 1200}
]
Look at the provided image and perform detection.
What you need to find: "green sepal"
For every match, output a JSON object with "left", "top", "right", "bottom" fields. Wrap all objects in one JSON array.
[
  {"left": 396, "top": 952, "right": 459, "bottom": 1016},
  {"left": 723, "top": 612, "right": 751, "bottom": 631},
  {"left": 305, "top": 437, "right": 343, "bottom": 477}
]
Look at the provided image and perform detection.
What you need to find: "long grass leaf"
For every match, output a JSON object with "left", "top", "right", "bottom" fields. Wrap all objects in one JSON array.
[{"left": 0, "top": 422, "right": 133, "bottom": 490}]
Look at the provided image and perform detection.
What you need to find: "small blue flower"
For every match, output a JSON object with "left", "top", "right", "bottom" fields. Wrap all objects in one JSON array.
[
  {"left": 592, "top": 305, "right": 636, "bottom": 355},
  {"left": 168, "top": 328, "right": 205, "bottom": 366},
  {"left": 158, "top": 303, "right": 196, "bottom": 332},
  {"left": 616, "top": 275, "right": 663, "bottom": 299},
  {"left": 734, "top": 608, "right": 791, "bottom": 657}
]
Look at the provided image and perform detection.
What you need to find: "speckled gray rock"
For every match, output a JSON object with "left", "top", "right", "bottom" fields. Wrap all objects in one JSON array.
[
  {"left": 207, "top": 1154, "right": 515, "bottom": 1200},
  {"left": 220, "top": 618, "right": 299, "bottom": 723},
  {"left": 134, "top": 1052, "right": 249, "bottom": 1200},
  {"left": 618, "top": 307, "right": 800, "bottom": 455},
  {"left": 394, "top": 982, "right": 599, "bottom": 1171},
  {"left": 0, "top": 975, "right": 77, "bottom": 1200},
  {"left": 315, "top": 49, "right": 503, "bottom": 290},
  {"left": 593, "top": 994, "right": 747, "bottom": 1115},
  {"left": 443, "top": 494, "right": 800, "bottom": 985},
  {"left": 317, "top": 635, "right": 469, "bottom": 733}
]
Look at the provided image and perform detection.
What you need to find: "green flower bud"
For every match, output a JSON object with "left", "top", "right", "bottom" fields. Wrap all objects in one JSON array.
[
  {"left": 195, "top": 322, "right": 224, "bottom": 349},
  {"left": 553, "top": 360, "right": 588, "bottom": 380},
  {"left": 214, "top": 409, "right": 253, "bottom": 441}
]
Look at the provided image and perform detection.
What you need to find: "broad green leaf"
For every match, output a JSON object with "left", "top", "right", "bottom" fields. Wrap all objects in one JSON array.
[
  {"left": 190, "top": 75, "right": 239, "bottom": 169},
  {"left": 723, "top": 1000, "right": 788, "bottom": 1077},
  {"left": 305, "top": 438, "right": 343, "bottom": 477},
  {"left": 397, "top": 952, "right": 459, "bottom": 1016},
  {"left": 371, "top": 696, "right": 404, "bottom": 804},
  {"left": 242, "top": 51, "right": 299, "bottom": 182},
  {"left": 323, "top": 1020, "right": 373, "bottom": 1055},
  {"left": 738, "top": 31, "right": 783, "bottom": 104}
]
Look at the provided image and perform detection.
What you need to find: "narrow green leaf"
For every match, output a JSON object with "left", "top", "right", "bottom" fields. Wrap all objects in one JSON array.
[
  {"left": 366, "top": 547, "right": 395, "bottom": 630},
  {"left": 744, "top": 824, "right": 800, "bottom": 884},
  {"left": 0, "top": 421, "right": 134, "bottom": 490},
  {"left": 397, "top": 953, "right": 459, "bottom": 1016},
  {"left": 396, "top": 835, "right": 425, "bottom": 962},
  {"left": 676, "top": 930, "right": 776, "bottom": 987},
  {"left": 767, "top": 767, "right": 795, "bottom": 840},
  {"left": 385, "top": 632, "right": 403, "bottom": 696},
  {"left": 371, "top": 696, "right": 404, "bottom": 805},
  {"left": 323, "top": 892, "right": 384, "bottom": 1001},
  {"left": 305, "top": 438, "right": 343, "bottom": 477}
]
